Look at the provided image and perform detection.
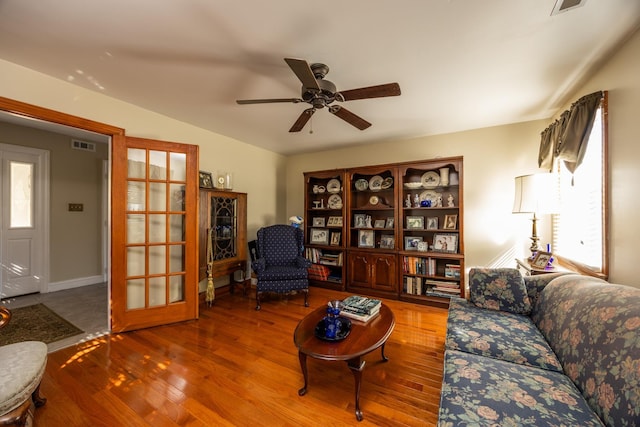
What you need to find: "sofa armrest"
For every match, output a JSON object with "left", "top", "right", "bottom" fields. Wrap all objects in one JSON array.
[
  {"left": 524, "top": 272, "right": 574, "bottom": 308},
  {"left": 251, "top": 258, "right": 266, "bottom": 274}
]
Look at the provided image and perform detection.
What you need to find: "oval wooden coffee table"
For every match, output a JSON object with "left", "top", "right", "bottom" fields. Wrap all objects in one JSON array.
[{"left": 293, "top": 304, "right": 395, "bottom": 421}]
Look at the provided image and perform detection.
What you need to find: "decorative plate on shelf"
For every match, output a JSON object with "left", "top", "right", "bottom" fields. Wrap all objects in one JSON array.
[
  {"left": 381, "top": 176, "right": 393, "bottom": 189},
  {"left": 421, "top": 171, "right": 440, "bottom": 188},
  {"left": 355, "top": 179, "right": 368, "bottom": 191},
  {"left": 327, "top": 179, "right": 341, "bottom": 193},
  {"left": 328, "top": 194, "right": 343, "bottom": 209},
  {"left": 420, "top": 190, "right": 440, "bottom": 205},
  {"left": 369, "top": 175, "right": 383, "bottom": 191}
]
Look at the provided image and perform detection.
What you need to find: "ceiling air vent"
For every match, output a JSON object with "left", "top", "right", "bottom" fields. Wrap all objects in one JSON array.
[
  {"left": 71, "top": 139, "right": 96, "bottom": 152},
  {"left": 551, "top": 0, "right": 587, "bottom": 15}
]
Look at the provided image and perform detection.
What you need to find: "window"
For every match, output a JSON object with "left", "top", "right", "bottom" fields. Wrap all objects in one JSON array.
[
  {"left": 552, "top": 99, "right": 608, "bottom": 278},
  {"left": 10, "top": 161, "right": 34, "bottom": 228}
]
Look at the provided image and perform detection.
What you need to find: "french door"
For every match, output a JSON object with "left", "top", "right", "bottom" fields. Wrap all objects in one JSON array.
[{"left": 110, "top": 135, "right": 199, "bottom": 332}]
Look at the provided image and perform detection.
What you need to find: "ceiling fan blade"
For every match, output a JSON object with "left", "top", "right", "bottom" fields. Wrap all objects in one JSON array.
[
  {"left": 289, "top": 108, "right": 316, "bottom": 132},
  {"left": 338, "top": 83, "right": 401, "bottom": 101},
  {"left": 328, "top": 106, "right": 371, "bottom": 130},
  {"left": 284, "top": 58, "right": 320, "bottom": 90},
  {"left": 236, "top": 98, "right": 302, "bottom": 105}
]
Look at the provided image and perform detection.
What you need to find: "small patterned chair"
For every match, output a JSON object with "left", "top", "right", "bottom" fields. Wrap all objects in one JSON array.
[
  {"left": 251, "top": 225, "right": 311, "bottom": 310},
  {"left": 0, "top": 307, "right": 48, "bottom": 427}
]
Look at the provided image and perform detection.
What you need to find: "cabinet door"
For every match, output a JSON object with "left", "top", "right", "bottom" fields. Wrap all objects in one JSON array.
[
  {"left": 347, "top": 252, "right": 371, "bottom": 289},
  {"left": 371, "top": 254, "right": 397, "bottom": 292}
]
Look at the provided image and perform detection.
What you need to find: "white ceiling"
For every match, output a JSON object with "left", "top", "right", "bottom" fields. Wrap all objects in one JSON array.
[{"left": 1, "top": 0, "right": 639, "bottom": 155}]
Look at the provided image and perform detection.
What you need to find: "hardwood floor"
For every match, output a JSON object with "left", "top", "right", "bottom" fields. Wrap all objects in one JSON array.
[{"left": 36, "top": 287, "right": 448, "bottom": 426}]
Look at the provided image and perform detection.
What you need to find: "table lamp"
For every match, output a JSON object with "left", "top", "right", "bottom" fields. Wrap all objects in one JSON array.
[{"left": 512, "top": 173, "right": 557, "bottom": 258}]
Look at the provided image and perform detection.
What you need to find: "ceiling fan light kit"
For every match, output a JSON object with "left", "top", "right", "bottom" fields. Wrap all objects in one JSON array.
[{"left": 236, "top": 58, "right": 401, "bottom": 133}]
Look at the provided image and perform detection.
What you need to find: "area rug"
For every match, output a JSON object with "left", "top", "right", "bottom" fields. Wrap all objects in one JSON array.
[{"left": 0, "top": 303, "right": 84, "bottom": 345}]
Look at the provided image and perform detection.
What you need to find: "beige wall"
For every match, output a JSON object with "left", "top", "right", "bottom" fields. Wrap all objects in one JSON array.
[
  {"left": 1, "top": 27, "right": 638, "bottom": 289},
  {"left": 0, "top": 122, "right": 108, "bottom": 283},
  {"left": 286, "top": 28, "right": 640, "bottom": 287},
  {"left": 0, "top": 59, "right": 287, "bottom": 243}
]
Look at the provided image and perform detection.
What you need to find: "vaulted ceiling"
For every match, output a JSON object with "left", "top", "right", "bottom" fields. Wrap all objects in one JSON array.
[{"left": 1, "top": 0, "right": 639, "bottom": 154}]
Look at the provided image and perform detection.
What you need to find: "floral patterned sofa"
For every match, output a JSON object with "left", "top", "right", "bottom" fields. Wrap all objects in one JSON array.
[{"left": 437, "top": 268, "right": 640, "bottom": 427}]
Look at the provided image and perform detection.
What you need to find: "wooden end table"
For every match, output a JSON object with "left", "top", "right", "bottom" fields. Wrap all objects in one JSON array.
[{"left": 293, "top": 304, "right": 395, "bottom": 421}]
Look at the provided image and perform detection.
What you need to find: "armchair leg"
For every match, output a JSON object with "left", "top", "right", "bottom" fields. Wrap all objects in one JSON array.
[
  {"left": 303, "top": 289, "right": 309, "bottom": 307},
  {"left": 256, "top": 291, "right": 262, "bottom": 311}
]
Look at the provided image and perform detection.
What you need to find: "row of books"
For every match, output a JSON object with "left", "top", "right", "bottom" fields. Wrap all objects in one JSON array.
[
  {"left": 340, "top": 295, "right": 381, "bottom": 323},
  {"left": 305, "top": 248, "right": 344, "bottom": 266},
  {"left": 403, "top": 257, "right": 461, "bottom": 278},
  {"left": 403, "top": 276, "right": 460, "bottom": 297}
]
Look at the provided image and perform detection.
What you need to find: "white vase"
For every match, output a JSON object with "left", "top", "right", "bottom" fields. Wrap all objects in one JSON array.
[
  {"left": 439, "top": 168, "right": 450, "bottom": 186},
  {"left": 449, "top": 171, "right": 459, "bottom": 185}
]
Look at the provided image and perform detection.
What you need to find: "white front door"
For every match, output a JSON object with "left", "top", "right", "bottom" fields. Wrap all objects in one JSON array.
[{"left": 0, "top": 143, "right": 49, "bottom": 298}]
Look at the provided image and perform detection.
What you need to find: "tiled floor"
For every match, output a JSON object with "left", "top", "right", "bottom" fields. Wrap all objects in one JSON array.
[{"left": 1, "top": 283, "right": 109, "bottom": 352}]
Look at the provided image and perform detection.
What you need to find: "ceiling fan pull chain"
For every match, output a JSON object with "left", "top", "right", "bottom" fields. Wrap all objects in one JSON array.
[{"left": 309, "top": 114, "right": 313, "bottom": 134}]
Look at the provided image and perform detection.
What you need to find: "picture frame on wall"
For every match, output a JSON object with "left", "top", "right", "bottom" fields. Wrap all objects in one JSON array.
[
  {"left": 358, "top": 230, "right": 375, "bottom": 248},
  {"left": 433, "top": 233, "right": 458, "bottom": 253},
  {"left": 199, "top": 171, "right": 213, "bottom": 189},
  {"left": 310, "top": 228, "right": 329, "bottom": 245},
  {"left": 443, "top": 214, "right": 458, "bottom": 230}
]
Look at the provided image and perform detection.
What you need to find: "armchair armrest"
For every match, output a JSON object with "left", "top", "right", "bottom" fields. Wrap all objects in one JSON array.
[
  {"left": 252, "top": 258, "right": 266, "bottom": 274},
  {"left": 296, "top": 256, "right": 312, "bottom": 269}
]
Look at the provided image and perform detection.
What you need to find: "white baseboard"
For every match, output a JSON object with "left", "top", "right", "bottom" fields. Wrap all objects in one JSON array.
[{"left": 48, "top": 275, "right": 104, "bottom": 293}]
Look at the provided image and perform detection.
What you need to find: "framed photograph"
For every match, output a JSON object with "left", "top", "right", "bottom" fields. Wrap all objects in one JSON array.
[
  {"left": 312, "top": 217, "right": 325, "bottom": 227},
  {"left": 199, "top": 171, "right": 213, "bottom": 188},
  {"left": 310, "top": 228, "right": 329, "bottom": 245},
  {"left": 532, "top": 251, "right": 552, "bottom": 269},
  {"left": 443, "top": 214, "right": 458, "bottom": 230},
  {"left": 433, "top": 233, "right": 458, "bottom": 253},
  {"left": 354, "top": 214, "right": 368, "bottom": 228},
  {"left": 404, "top": 236, "right": 423, "bottom": 251},
  {"left": 374, "top": 219, "right": 386, "bottom": 228},
  {"left": 358, "top": 230, "right": 374, "bottom": 248},
  {"left": 327, "top": 216, "right": 343, "bottom": 227},
  {"left": 406, "top": 216, "right": 424, "bottom": 229},
  {"left": 380, "top": 235, "right": 395, "bottom": 249},
  {"left": 426, "top": 217, "right": 439, "bottom": 230},
  {"left": 330, "top": 231, "right": 341, "bottom": 246},
  {"left": 385, "top": 217, "right": 395, "bottom": 228}
]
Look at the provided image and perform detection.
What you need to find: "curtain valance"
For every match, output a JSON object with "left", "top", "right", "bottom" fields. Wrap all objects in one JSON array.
[{"left": 538, "top": 90, "right": 603, "bottom": 173}]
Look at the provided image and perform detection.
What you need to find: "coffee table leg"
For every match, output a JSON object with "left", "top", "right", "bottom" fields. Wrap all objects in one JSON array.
[
  {"left": 380, "top": 343, "right": 389, "bottom": 362},
  {"left": 348, "top": 358, "right": 366, "bottom": 421},
  {"left": 298, "top": 351, "right": 308, "bottom": 396}
]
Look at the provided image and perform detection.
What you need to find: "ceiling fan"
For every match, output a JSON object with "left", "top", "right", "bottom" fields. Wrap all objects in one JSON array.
[{"left": 236, "top": 58, "right": 401, "bottom": 132}]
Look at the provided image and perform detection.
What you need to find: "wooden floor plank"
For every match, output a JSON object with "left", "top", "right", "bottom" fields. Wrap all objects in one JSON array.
[{"left": 36, "top": 287, "right": 447, "bottom": 426}]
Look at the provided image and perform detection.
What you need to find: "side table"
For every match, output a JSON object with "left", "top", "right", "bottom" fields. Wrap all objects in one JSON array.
[{"left": 515, "top": 258, "right": 557, "bottom": 276}]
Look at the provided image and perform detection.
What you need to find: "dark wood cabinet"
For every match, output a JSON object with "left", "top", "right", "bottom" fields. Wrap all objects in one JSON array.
[
  {"left": 198, "top": 189, "right": 247, "bottom": 291},
  {"left": 347, "top": 251, "right": 397, "bottom": 297},
  {"left": 304, "top": 156, "right": 464, "bottom": 306}
]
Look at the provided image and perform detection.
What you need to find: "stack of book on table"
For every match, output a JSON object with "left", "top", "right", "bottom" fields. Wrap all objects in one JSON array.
[{"left": 340, "top": 295, "right": 381, "bottom": 323}]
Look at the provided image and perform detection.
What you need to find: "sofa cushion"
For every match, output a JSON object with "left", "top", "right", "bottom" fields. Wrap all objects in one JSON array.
[
  {"left": 532, "top": 275, "right": 640, "bottom": 427},
  {"left": 469, "top": 268, "right": 532, "bottom": 315},
  {"left": 438, "top": 350, "right": 603, "bottom": 427},
  {"left": 446, "top": 297, "right": 563, "bottom": 372}
]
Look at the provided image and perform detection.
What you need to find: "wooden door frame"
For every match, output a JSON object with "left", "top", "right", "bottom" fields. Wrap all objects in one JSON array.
[{"left": 0, "top": 96, "right": 124, "bottom": 326}]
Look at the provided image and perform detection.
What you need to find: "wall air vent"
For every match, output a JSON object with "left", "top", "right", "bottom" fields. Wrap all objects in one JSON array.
[
  {"left": 551, "top": 0, "right": 587, "bottom": 15},
  {"left": 71, "top": 139, "right": 96, "bottom": 152}
]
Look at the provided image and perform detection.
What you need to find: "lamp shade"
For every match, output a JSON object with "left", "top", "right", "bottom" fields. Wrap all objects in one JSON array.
[{"left": 512, "top": 173, "right": 557, "bottom": 214}]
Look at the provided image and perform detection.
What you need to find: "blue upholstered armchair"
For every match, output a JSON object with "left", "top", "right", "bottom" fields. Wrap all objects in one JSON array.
[{"left": 251, "top": 225, "right": 312, "bottom": 310}]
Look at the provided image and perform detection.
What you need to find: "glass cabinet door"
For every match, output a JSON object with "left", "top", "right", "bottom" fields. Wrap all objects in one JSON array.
[{"left": 211, "top": 196, "right": 238, "bottom": 260}]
